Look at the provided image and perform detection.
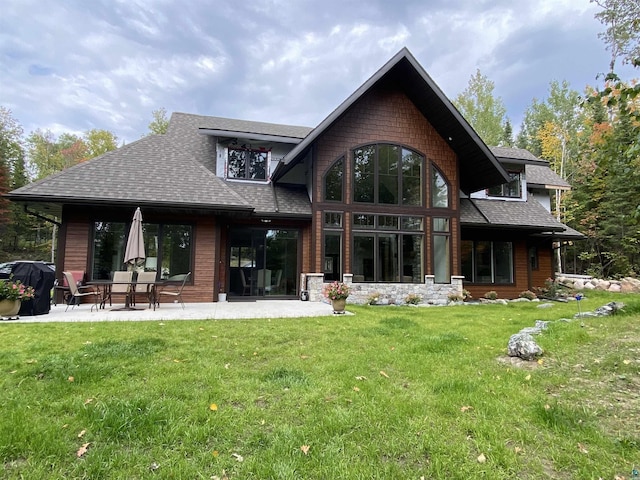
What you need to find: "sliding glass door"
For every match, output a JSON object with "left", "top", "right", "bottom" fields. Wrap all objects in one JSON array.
[{"left": 228, "top": 228, "right": 298, "bottom": 297}]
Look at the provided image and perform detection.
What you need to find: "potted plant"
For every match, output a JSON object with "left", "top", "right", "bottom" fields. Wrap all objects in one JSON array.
[
  {"left": 0, "top": 277, "right": 35, "bottom": 317},
  {"left": 322, "top": 281, "right": 350, "bottom": 314}
]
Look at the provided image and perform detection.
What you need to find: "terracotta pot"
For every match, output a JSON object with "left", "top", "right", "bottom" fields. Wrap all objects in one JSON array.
[
  {"left": 331, "top": 298, "right": 346, "bottom": 314},
  {"left": 0, "top": 299, "right": 21, "bottom": 317}
]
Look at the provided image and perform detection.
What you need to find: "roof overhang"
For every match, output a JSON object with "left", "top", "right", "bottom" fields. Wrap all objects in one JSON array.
[{"left": 199, "top": 128, "right": 304, "bottom": 145}]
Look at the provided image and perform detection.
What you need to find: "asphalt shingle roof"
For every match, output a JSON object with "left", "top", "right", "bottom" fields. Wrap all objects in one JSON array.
[
  {"left": 525, "top": 164, "right": 571, "bottom": 189},
  {"left": 461, "top": 198, "right": 566, "bottom": 230}
]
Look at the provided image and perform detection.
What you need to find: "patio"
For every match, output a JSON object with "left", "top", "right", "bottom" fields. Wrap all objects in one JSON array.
[{"left": 3, "top": 299, "right": 336, "bottom": 323}]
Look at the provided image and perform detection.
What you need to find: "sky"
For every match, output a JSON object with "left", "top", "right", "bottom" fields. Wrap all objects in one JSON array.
[{"left": 1, "top": 0, "right": 636, "bottom": 144}]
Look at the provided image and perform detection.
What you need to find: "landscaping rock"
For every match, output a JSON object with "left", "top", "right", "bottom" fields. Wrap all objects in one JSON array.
[
  {"left": 574, "top": 301, "right": 625, "bottom": 318},
  {"left": 508, "top": 332, "right": 543, "bottom": 360},
  {"left": 537, "top": 303, "right": 554, "bottom": 309}
]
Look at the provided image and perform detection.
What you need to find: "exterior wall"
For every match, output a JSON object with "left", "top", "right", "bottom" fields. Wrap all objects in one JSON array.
[
  {"left": 305, "top": 273, "right": 463, "bottom": 305},
  {"left": 311, "top": 83, "right": 459, "bottom": 278},
  {"left": 531, "top": 241, "right": 554, "bottom": 289},
  {"left": 59, "top": 208, "right": 218, "bottom": 304}
]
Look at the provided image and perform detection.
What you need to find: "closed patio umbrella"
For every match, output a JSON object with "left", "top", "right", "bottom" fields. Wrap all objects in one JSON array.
[{"left": 124, "top": 207, "right": 145, "bottom": 267}]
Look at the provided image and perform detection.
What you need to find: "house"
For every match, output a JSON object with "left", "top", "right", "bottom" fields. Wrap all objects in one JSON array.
[{"left": 6, "top": 48, "right": 583, "bottom": 304}]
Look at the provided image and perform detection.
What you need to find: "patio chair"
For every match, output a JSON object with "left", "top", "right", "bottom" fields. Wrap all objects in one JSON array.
[
  {"left": 134, "top": 271, "right": 157, "bottom": 308},
  {"left": 103, "top": 271, "right": 133, "bottom": 307},
  {"left": 157, "top": 272, "right": 191, "bottom": 309},
  {"left": 63, "top": 271, "right": 102, "bottom": 312},
  {"left": 240, "top": 270, "right": 250, "bottom": 295}
]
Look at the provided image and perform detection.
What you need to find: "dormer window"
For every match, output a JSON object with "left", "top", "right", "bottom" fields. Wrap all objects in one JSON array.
[
  {"left": 228, "top": 146, "right": 268, "bottom": 180},
  {"left": 487, "top": 172, "right": 521, "bottom": 198}
]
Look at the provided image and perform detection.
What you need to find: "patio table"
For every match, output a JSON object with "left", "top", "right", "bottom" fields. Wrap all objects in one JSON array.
[{"left": 88, "top": 279, "right": 166, "bottom": 311}]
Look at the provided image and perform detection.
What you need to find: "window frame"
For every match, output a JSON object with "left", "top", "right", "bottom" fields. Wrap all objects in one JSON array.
[
  {"left": 486, "top": 172, "right": 522, "bottom": 198},
  {"left": 461, "top": 240, "right": 514, "bottom": 284},
  {"left": 227, "top": 145, "right": 270, "bottom": 181},
  {"left": 90, "top": 220, "right": 194, "bottom": 282}
]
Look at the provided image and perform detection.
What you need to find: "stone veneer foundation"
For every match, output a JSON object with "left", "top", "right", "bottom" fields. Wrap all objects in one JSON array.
[{"left": 303, "top": 273, "right": 464, "bottom": 305}]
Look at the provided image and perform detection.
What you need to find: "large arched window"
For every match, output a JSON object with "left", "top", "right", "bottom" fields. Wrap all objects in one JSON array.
[{"left": 352, "top": 144, "right": 424, "bottom": 206}]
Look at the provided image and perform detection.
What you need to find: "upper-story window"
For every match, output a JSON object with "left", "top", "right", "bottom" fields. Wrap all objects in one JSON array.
[
  {"left": 228, "top": 146, "right": 269, "bottom": 180},
  {"left": 431, "top": 167, "right": 450, "bottom": 208},
  {"left": 353, "top": 144, "right": 423, "bottom": 206},
  {"left": 487, "top": 172, "right": 521, "bottom": 198}
]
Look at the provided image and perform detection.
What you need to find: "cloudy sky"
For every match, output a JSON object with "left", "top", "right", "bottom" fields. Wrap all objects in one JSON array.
[{"left": 0, "top": 0, "right": 634, "bottom": 144}]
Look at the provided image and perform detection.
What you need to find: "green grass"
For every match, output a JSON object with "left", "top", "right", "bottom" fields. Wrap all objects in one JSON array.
[{"left": 1, "top": 291, "right": 639, "bottom": 479}]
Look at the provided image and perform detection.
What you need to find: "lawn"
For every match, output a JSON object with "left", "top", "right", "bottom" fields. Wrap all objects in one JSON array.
[{"left": 1, "top": 291, "right": 639, "bottom": 479}]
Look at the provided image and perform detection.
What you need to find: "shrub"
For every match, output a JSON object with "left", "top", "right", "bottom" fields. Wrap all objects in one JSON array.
[
  {"left": 462, "top": 289, "right": 473, "bottom": 301},
  {"left": 447, "top": 293, "right": 463, "bottom": 302},
  {"left": 484, "top": 290, "right": 498, "bottom": 300},
  {"left": 404, "top": 293, "right": 422, "bottom": 305},
  {"left": 519, "top": 290, "right": 537, "bottom": 300},
  {"left": 367, "top": 292, "right": 381, "bottom": 305}
]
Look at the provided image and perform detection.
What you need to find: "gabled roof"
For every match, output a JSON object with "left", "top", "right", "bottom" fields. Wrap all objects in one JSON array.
[
  {"left": 274, "top": 47, "right": 510, "bottom": 193},
  {"left": 490, "top": 146, "right": 546, "bottom": 164}
]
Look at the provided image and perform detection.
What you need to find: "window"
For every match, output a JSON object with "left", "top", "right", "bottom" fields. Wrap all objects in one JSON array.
[
  {"left": 91, "top": 221, "right": 192, "bottom": 280},
  {"left": 352, "top": 214, "right": 424, "bottom": 283},
  {"left": 487, "top": 172, "right": 521, "bottom": 198},
  {"left": 323, "top": 211, "right": 343, "bottom": 282},
  {"left": 431, "top": 167, "right": 449, "bottom": 208},
  {"left": 433, "top": 218, "right": 450, "bottom": 283},
  {"left": 353, "top": 144, "right": 423, "bottom": 205},
  {"left": 324, "top": 156, "right": 344, "bottom": 201},
  {"left": 461, "top": 240, "right": 513, "bottom": 284},
  {"left": 228, "top": 146, "right": 268, "bottom": 180}
]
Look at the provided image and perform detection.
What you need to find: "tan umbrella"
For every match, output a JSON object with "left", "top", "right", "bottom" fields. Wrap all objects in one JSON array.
[{"left": 124, "top": 207, "right": 145, "bottom": 267}]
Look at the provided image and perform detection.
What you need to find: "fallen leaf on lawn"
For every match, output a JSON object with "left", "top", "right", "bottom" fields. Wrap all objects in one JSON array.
[
  {"left": 76, "top": 442, "right": 91, "bottom": 457},
  {"left": 173, "top": 359, "right": 182, "bottom": 363},
  {"left": 544, "top": 404, "right": 551, "bottom": 410},
  {"left": 460, "top": 406, "right": 473, "bottom": 412},
  {"left": 253, "top": 351, "right": 258, "bottom": 356},
  {"left": 84, "top": 398, "right": 94, "bottom": 405},
  {"left": 209, "top": 403, "right": 218, "bottom": 411},
  {"left": 231, "top": 453, "right": 243, "bottom": 462},
  {"left": 623, "top": 359, "right": 631, "bottom": 365},
  {"left": 77, "top": 430, "right": 86, "bottom": 438},
  {"left": 9, "top": 370, "right": 17, "bottom": 374},
  {"left": 477, "top": 453, "right": 486, "bottom": 463},
  {"left": 25, "top": 359, "right": 37, "bottom": 364},
  {"left": 212, "top": 450, "right": 219, "bottom": 457},
  {"left": 150, "top": 462, "right": 160, "bottom": 471},
  {"left": 199, "top": 327, "right": 204, "bottom": 331},
  {"left": 224, "top": 363, "right": 230, "bottom": 369},
  {"left": 300, "top": 445, "right": 310, "bottom": 455},
  {"left": 300, "top": 355, "right": 309, "bottom": 359},
  {"left": 390, "top": 346, "right": 395, "bottom": 351},
  {"left": 525, "top": 374, "right": 531, "bottom": 381},
  {"left": 537, "top": 359, "right": 544, "bottom": 365},
  {"left": 62, "top": 424, "right": 68, "bottom": 429},
  {"left": 355, "top": 376, "right": 367, "bottom": 381},
  {"left": 353, "top": 386, "right": 360, "bottom": 392},
  {"left": 578, "top": 443, "right": 588, "bottom": 454},
  {"left": 68, "top": 376, "right": 74, "bottom": 382},
  {"left": 379, "top": 371, "right": 389, "bottom": 378}
]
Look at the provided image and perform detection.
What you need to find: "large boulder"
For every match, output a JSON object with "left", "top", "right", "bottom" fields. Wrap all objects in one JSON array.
[{"left": 507, "top": 333, "right": 543, "bottom": 360}]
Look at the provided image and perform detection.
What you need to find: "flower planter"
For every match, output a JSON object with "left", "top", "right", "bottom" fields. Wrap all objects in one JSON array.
[
  {"left": 331, "top": 298, "right": 346, "bottom": 314},
  {"left": 0, "top": 299, "right": 21, "bottom": 317}
]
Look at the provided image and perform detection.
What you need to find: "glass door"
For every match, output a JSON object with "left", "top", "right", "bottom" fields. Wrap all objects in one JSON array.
[{"left": 228, "top": 228, "right": 298, "bottom": 298}]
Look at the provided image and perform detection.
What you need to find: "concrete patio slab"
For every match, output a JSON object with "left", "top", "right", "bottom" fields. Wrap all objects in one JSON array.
[{"left": 1, "top": 299, "right": 337, "bottom": 323}]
